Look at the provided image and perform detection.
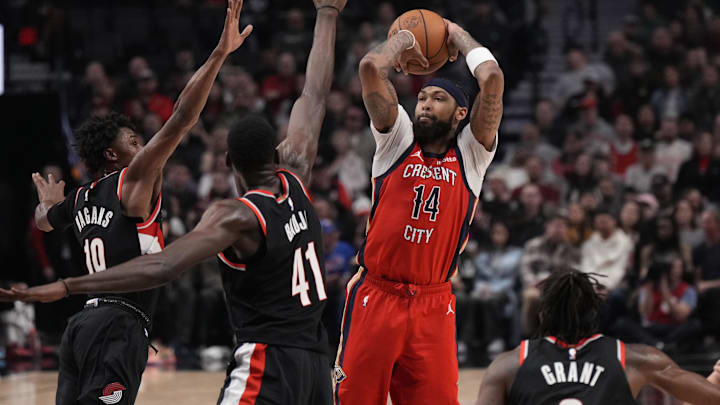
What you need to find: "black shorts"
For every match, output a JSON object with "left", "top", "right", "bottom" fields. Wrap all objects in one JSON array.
[
  {"left": 216, "top": 343, "right": 332, "bottom": 405},
  {"left": 56, "top": 304, "right": 149, "bottom": 405}
]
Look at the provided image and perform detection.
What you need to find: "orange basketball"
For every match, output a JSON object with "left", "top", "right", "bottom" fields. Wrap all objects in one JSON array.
[{"left": 387, "top": 9, "right": 449, "bottom": 75}]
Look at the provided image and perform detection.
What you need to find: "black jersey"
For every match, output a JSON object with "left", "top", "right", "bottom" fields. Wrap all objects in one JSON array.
[
  {"left": 47, "top": 168, "right": 163, "bottom": 315},
  {"left": 217, "top": 169, "right": 328, "bottom": 353},
  {"left": 508, "top": 335, "right": 637, "bottom": 405}
]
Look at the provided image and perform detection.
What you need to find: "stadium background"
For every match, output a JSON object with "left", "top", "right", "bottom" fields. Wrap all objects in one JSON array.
[{"left": 1, "top": 0, "right": 720, "bottom": 402}]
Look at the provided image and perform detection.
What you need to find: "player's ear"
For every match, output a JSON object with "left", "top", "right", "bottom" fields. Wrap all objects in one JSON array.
[
  {"left": 455, "top": 106, "right": 468, "bottom": 122},
  {"left": 103, "top": 148, "right": 118, "bottom": 163}
]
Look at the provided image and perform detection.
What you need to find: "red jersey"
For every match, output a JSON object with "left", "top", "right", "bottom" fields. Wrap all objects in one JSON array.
[{"left": 359, "top": 106, "right": 496, "bottom": 284}]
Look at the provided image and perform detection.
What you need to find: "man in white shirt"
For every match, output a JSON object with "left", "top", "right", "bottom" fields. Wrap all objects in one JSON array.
[{"left": 581, "top": 209, "right": 634, "bottom": 291}]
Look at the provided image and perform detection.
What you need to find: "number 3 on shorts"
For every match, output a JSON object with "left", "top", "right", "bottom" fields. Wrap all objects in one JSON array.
[{"left": 559, "top": 399, "right": 583, "bottom": 405}]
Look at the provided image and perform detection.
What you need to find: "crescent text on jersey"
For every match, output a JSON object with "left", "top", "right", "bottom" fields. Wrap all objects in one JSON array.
[
  {"left": 540, "top": 361, "right": 606, "bottom": 387},
  {"left": 284, "top": 210, "right": 309, "bottom": 242},
  {"left": 74, "top": 205, "right": 114, "bottom": 233},
  {"left": 402, "top": 163, "right": 458, "bottom": 185}
]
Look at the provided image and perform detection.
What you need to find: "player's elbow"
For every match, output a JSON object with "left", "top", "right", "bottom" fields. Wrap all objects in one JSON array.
[
  {"left": 359, "top": 55, "right": 381, "bottom": 80},
  {"left": 478, "top": 64, "right": 505, "bottom": 89}
]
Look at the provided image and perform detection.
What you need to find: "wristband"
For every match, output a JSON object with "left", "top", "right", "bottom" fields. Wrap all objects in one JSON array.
[
  {"left": 466, "top": 47, "right": 497, "bottom": 76},
  {"left": 317, "top": 5, "right": 340, "bottom": 13},
  {"left": 396, "top": 30, "right": 416, "bottom": 50},
  {"left": 59, "top": 278, "right": 70, "bottom": 298}
]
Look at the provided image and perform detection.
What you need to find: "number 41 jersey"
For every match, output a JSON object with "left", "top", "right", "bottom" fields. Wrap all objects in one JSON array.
[
  {"left": 46, "top": 168, "right": 163, "bottom": 315},
  {"left": 359, "top": 106, "right": 497, "bottom": 285},
  {"left": 217, "top": 169, "right": 328, "bottom": 354}
]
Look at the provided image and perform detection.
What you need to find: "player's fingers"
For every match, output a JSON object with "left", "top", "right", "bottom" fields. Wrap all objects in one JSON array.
[
  {"left": 448, "top": 43, "right": 459, "bottom": 62},
  {"left": 48, "top": 173, "right": 55, "bottom": 184},
  {"left": 31, "top": 173, "right": 44, "bottom": 186},
  {"left": 236, "top": 0, "right": 243, "bottom": 19},
  {"left": 58, "top": 180, "right": 66, "bottom": 188},
  {"left": 240, "top": 24, "right": 253, "bottom": 39}
]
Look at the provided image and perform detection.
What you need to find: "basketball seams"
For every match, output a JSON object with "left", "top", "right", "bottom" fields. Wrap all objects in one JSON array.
[
  {"left": 417, "top": 9, "right": 430, "bottom": 58},
  {"left": 428, "top": 19, "right": 449, "bottom": 60}
]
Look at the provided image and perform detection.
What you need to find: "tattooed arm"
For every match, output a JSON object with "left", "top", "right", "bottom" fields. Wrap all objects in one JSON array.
[
  {"left": 358, "top": 32, "right": 427, "bottom": 132},
  {"left": 447, "top": 22, "right": 504, "bottom": 151}
]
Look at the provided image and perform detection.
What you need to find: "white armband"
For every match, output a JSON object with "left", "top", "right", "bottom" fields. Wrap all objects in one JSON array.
[
  {"left": 466, "top": 47, "right": 497, "bottom": 76},
  {"left": 396, "top": 30, "right": 416, "bottom": 50}
]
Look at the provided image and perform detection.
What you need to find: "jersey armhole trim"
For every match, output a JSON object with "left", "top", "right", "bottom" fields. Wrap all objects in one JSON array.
[
  {"left": 239, "top": 197, "right": 267, "bottom": 236},
  {"left": 279, "top": 169, "right": 312, "bottom": 201},
  {"left": 137, "top": 194, "right": 162, "bottom": 230},
  {"left": 617, "top": 339, "right": 626, "bottom": 369},
  {"left": 218, "top": 251, "right": 246, "bottom": 271},
  {"left": 375, "top": 141, "right": 417, "bottom": 180},
  {"left": 519, "top": 340, "right": 529, "bottom": 366},
  {"left": 117, "top": 168, "right": 128, "bottom": 201},
  {"left": 73, "top": 188, "right": 83, "bottom": 208}
]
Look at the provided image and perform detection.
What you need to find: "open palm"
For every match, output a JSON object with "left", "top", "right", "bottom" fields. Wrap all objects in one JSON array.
[{"left": 216, "top": 0, "right": 253, "bottom": 55}]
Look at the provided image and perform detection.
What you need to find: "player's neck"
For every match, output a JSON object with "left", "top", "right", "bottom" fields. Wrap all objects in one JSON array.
[
  {"left": 418, "top": 133, "right": 455, "bottom": 155},
  {"left": 245, "top": 168, "right": 282, "bottom": 195}
]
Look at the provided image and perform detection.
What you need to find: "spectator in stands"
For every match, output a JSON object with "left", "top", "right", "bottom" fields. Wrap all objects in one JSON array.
[
  {"left": 655, "top": 118, "right": 692, "bottom": 181},
  {"left": 676, "top": 131, "right": 720, "bottom": 202},
  {"left": 694, "top": 209, "right": 720, "bottom": 339},
  {"left": 321, "top": 220, "right": 356, "bottom": 350},
  {"left": 569, "top": 95, "right": 615, "bottom": 147},
  {"left": 550, "top": 47, "right": 614, "bottom": 111},
  {"left": 619, "top": 199, "right": 643, "bottom": 244},
  {"left": 565, "top": 152, "right": 596, "bottom": 202},
  {"left": 464, "top": 219, "right": 522, "bottom": 356},
  {"left": 674, "top": 199, "right": 704, "bottom": 250},
  {"left": 650, "top": 65, "right": 688, "bottom": 120},
  {"left": 581, "top": 209, "right": 634, "bottom": 292},
  {"left": 261, "top": 51, "right": 298, "bottom": 115},
  {"left": 566, "top": 203, "right": 592, "bottom": 247},
  {"left": 615, "top": 56, "right": 654, "bottom": 117},
  {"left": 610, "top": 114, "right": 638, "bottom": 175},
  {"left": 327, "top": 129, "right": 369, "bottom": 198},
  {"left": 504, "top": 123, "right": 558, "bottom": 169},
  {"left": 635, "top": 103, "right": 658, "bottom": 141},
  {"left": 509, "top": 183, "right": 546, "bottom": 246},
  {"left": 518, "top": 156, "right": 560, "bottom": 204},
  {"left": 341, "top": 106, "right": 375, "bottom": 164},
  {"left": 639, "top": 215, "right": 693, "bottom": 280},
  {"left": 689, "top": 65, "right": 720, "bottom": 129},
  {"left": 133, "top": 69, "right": 174, "bottom": 123},
  {"left": 534, "top": 99, "right": 564, "bottom": 147},
  {"left": 625, "top": 139, "right": 667, "bottom": 193},
  {"left": 614, "top": 256, "right": 701, "bottom": 350},
  {"left": 646, "top": 27, "right": 684, "bottom": 73},
  {"left": 273, "top": 8, "right": 311, "bottom": 65},
  {"left": 520, "top": 214, "right": 580, "bottom": 336}
]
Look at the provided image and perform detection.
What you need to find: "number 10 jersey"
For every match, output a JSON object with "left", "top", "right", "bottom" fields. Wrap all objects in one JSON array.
[{"left": 358, "top": 106, "right": 497, "bottom": 285}]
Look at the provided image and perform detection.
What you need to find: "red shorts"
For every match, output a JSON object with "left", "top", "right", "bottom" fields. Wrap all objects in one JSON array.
[{"left": 333, "top": 269, "right": 459, "bottom": 405}]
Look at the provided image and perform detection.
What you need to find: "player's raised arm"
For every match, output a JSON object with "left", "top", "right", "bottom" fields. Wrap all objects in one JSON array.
[
  {"left": 626, "top": 344, "right": 720, "bottom": 404},
  {"left": 121, "top": 0, "right": 252, "bottom": 218},
  {"left": 0, "top": 200, "right": 260, "bottom": 302},
  {"left": 358, "top": 27, "right": 428, "bottom": 132},
  {"left": 276, "top": 0, "right": 345, "bottom": 184},
  {"left": 445, "top": 20, "right": 504, "bottom": 151},
  {"left": 475, "top": 348, "right": 517, "bottom": 405}
]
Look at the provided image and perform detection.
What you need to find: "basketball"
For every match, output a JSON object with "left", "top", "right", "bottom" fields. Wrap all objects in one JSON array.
[{"left": 387, "top": 9, "right": 449, "bottom": 75}]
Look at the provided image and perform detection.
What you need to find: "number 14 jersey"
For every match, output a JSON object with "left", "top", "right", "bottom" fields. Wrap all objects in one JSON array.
[{"left": 359, "top": 106, "right": 497, "bottom": 285}]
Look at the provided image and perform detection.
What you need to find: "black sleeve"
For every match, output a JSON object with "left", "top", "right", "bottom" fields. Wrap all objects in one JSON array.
[{"left": 46, "top": 188, "right": 78, "bottom": 230}]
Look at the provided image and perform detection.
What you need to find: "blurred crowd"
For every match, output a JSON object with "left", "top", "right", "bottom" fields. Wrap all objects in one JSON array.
[{"left": 3, "top": 0, "right": 720, "bottom": 369}]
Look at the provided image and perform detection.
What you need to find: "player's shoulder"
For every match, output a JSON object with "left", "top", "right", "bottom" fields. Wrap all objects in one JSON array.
[{"left": 204, "top": 198, "right": 259, "bottom": 232}]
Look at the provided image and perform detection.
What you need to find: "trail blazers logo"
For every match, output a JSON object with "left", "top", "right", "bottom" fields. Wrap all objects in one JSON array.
[{"left": 99, "top": 382, "right": 126, "bottom": 404}]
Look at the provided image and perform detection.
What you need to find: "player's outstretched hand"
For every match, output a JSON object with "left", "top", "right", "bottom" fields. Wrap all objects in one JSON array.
[
  {"left": 391, "top": 32, "right": 429, "bottom": 76},
  {"left": 216, "top": 0, "right": 253, "bottom": 56},
  {"left": 313, "top": 0, "right": 346, "bottom": 13},
  {"left": 709, "top": 359, "right": 720, "bottom": 385},
  {"left": 2, "top": 282, "right": 67, "bottom": 303},
  {"left": 32, "top": 172, "right": 65, "bottom": 206},
  {"left": 444, "top": 19, "right": 463, "bottom": 63}
]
